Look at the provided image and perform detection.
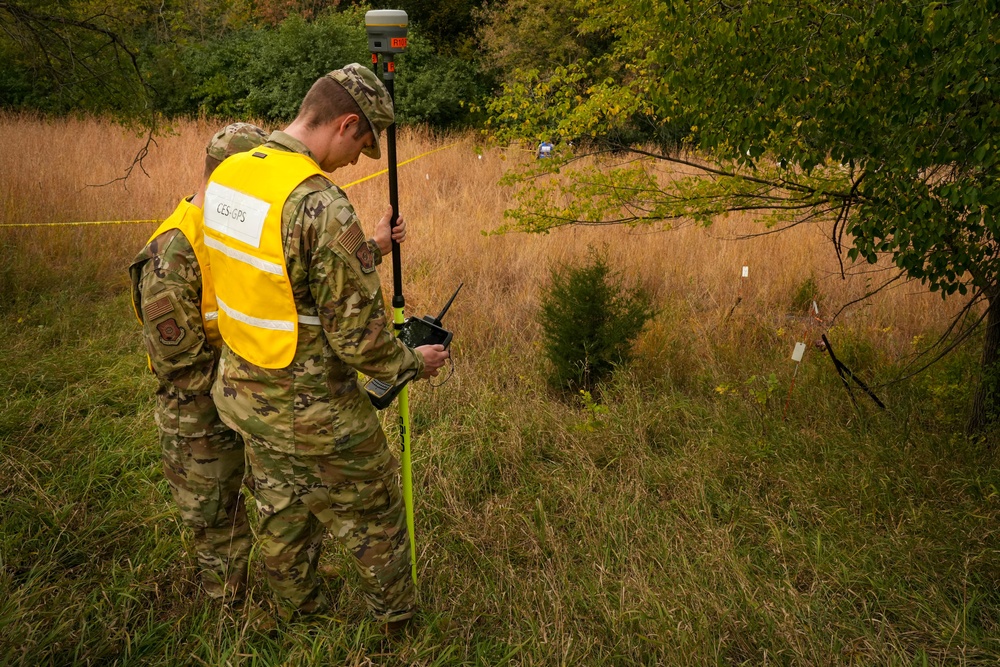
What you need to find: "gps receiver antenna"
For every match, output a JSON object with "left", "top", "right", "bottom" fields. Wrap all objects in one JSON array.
[{"left": 365, "top": 9, "right": 408, "bottom": 312}]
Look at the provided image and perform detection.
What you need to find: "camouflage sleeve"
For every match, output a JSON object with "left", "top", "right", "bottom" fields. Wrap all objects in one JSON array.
[
  {"left": 304, "top": 193, "right": 424, "bottom": 382},
  {"left": 135, "top": 230, "right": 222, "bottom": 437}
]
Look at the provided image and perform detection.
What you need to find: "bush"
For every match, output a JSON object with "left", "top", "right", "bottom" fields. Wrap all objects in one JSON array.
[
  {"left": 142, "top": 10, "right": 488, "bottom": 128},
  {"left": 538, "top": 249, "right": 655, "bottom": 392},
  {"left": 2, "top": 6, "right": 492, "bottom": 130},
  {"left": 146, "top": 11, "right": 369, "bottom": 122},
  {"left": 395, "top": 34, "right": 492, "bottom": 128}
]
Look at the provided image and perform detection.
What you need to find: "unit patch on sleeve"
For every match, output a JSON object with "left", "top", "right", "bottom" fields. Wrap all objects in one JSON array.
[
  {"left": 337, "top": 220, "right": 365, "bottom": 255},
  {"left": 355, "top": 242, "right": 376, "bottom": 273},
  {"left": 156, "top": 318, "right": 186, "bottom": 346},
  {"left": 141, "top": 289, "right": 200, "bottom": 361}
]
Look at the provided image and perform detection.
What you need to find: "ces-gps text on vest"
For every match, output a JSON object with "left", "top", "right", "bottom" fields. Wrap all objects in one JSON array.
[{"left": 216, "top": 203, "right": 247, "bottom": 224}]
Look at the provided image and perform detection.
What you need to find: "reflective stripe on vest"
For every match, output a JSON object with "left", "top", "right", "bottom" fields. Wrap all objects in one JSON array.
[
  {"left": 131, "top": 198, "right": 222, "bottom": 348},
  {"left": 206, "top": 305, "right": 316, "bottom": 326},
  {"left": 203, "top": 146, "right": 328, "bottom": 369}
]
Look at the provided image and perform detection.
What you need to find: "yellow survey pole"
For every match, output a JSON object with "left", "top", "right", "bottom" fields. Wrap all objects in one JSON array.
[{"left": 394, "top": 306, "right": 417, "bottom": 584}]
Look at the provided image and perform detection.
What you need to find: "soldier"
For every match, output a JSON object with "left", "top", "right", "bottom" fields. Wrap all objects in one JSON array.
[
  {"left": 203, "top": 64, "right": 449, "bottom": 632},
  {"left": 129, "top": 123, "right": 269, "bottom": 603}
]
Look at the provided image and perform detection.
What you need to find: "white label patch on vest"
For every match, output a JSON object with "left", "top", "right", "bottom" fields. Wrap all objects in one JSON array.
[{"left": 203, "top": 182, "right": 271, "bottom": 248}]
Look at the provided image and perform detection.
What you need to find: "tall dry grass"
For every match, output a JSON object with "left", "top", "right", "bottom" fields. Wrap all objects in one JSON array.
[{"left": 0, "top": 112, "right": 966, "bottom": 353}]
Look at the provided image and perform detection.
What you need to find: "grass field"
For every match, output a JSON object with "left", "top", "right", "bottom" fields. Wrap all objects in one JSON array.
[{"left": 1, "top": 114, "right": 999, "bottom": 665}]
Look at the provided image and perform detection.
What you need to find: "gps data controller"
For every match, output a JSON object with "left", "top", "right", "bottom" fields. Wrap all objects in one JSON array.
[{"left": 366, "top": 283, "right": 461, "bottom": 409}]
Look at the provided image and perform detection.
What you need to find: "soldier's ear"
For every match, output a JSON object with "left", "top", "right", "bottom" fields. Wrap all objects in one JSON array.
[{"left": 334, "top": 113, "right": 362, "bottom": 137}]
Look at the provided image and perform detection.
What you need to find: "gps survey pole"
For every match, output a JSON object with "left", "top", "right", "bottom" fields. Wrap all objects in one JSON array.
[{"left": 365, "top": 9, "right": 418, "bottom": 586}]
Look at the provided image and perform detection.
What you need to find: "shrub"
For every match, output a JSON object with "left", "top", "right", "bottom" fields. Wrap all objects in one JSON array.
[
  {"left": 149, "top": 11, "right": 369, "bottom": 122},
  {"left": 538, "top": 249, "right": 655, "bottom": 392},
  {"left": 142, "top": 11, "right": 488, "bottom": 128},
  {"left": 395, "top": 34, "right": 492, "bottom": 128}
]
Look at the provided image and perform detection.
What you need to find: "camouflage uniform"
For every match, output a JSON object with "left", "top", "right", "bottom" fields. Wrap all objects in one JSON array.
[
  {"left": 211, "top": 66, "right": 424, "bottom": 623},
  {"left": 129, "top": 123, "right": 268, "bottom": 600}
]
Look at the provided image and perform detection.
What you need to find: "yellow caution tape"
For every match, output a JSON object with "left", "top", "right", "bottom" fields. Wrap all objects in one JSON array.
[
  {"left": 1, "top": 141, "right": 463, "bottom": 229},
  {"left": 340, "top": 142, "right": 461, "bottom": 189}
]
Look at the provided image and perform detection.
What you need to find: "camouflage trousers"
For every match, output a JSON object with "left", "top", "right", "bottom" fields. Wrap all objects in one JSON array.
[
  {"left": 243, "top": 427, "right": 414, "bottom": 623},
  {"left": 161, "top": 428, "right": 251, "bottom": 600}
]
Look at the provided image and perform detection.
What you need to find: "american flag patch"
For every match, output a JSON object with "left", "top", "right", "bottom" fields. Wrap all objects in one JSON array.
[
  {"left": 337, "top": 221, "right": 364, "bottom": 254},
  {"left": 144, "top": 295, "right": 173, "bottom": 321}
]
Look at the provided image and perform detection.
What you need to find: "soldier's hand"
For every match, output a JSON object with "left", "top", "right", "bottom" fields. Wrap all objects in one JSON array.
[
  {"left": 416, "top": 344, "right": 449, "bottom": 379},
  {"left": 373, "top": 206, "right": 406, "bottom": 256}
]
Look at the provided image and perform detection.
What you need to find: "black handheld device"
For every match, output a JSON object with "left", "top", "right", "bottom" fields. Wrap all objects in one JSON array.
[{"left": 366, "top": 283, "right": 461, "bottom": 409}]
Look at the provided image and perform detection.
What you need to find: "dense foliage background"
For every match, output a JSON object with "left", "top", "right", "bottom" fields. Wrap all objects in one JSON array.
[{"left": 0, "top": 0, "right": 494, "bottom": 128}]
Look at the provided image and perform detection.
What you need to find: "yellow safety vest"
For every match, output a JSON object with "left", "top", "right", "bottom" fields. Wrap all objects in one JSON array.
[
  {"left": 131, "top": 198, "right": 222, "bottom": 348},
  {"left": 202, "top": 146, "right": 327, "bottom": 369}
]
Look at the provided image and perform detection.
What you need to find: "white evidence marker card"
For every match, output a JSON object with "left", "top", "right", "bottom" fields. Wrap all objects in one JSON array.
[
  {"left": 204, "top": 181, "right": 271, "bottom": 249},
  {"left": 742, "top": 266, "right": 749, "bottom": 278},
  {"left": 792, "top": 342, "right": 806, "bottom": 362}
]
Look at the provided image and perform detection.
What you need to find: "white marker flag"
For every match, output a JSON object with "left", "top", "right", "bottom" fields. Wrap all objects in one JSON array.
[{"left": 792, "top": 342, "right": 806, "bottom": 362}]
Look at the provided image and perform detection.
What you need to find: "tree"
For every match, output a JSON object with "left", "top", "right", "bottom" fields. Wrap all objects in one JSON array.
[
  {"left": 487, "top": 0, "right": 1000, "bottom": 432},
  {"left": 0, "top": 0, "right": 151, "bottom": 117},
  {"left": 538, "top": 248, "right": 654, "bottom": 392},
  {"left": 254, "top": 0, "right": 358, "bottom": 26},
  {"left": 0, "top": 0, "right": 167, "bottom": 180},
  {"left": 394, "top": 31, "right": 491, "bottom": 127},
  {"left": 170, "top": 11, "right": 369, "bottom": 121},
  {"left": 382, "top": 0, "right": 483, "bottom": 57},
  {"left": 475, "top": 0, "right": 595, "bottom": 76}
]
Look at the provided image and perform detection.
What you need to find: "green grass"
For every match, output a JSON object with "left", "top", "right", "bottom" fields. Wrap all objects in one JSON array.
[{"left": 2, "top": 288, "right": 999, "bottom": 665}]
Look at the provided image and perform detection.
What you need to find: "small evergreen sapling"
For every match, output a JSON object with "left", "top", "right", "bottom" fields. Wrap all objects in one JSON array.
[{"left": 538, "top": 249, "right": 654, "bottom": 392}]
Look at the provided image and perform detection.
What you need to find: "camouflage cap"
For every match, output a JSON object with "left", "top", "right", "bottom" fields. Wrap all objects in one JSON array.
[
  {"left": 206, "top": 123, "right": 268, "bottom": 162},
  {"left": 324, "top": 63, "right": 394, "bottom": 160}
]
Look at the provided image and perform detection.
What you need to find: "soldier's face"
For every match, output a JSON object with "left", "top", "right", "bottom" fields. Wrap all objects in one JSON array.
[
  {"left": 322, "top": 116, "right": 375, "bottom": 171},
  {"left": 346, "top": 129, "right": 375, "bottom": 166}
]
